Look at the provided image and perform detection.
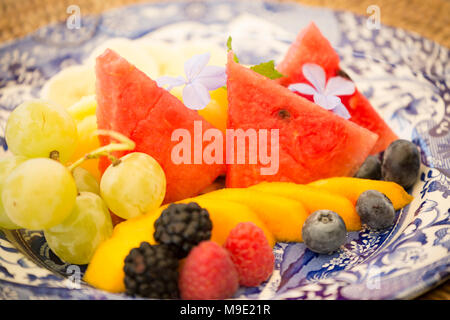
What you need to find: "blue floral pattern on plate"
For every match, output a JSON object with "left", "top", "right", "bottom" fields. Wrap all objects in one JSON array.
[{"left": 0, "top": 0, "right": 449, "bottom": 300}]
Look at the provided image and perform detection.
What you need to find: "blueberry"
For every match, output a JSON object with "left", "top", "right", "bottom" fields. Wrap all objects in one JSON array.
[
  {"left": 302, "top": 210, "right": 347, "bottom": 254},
  {"left": 356, "top": 190, "right": 395, "bottom": 230},
  {"left": 354, "top": 155, "right": 382, "bottom": 180},
  {"left": 382, "top": 139, "right": 420, "bottom": 189}
]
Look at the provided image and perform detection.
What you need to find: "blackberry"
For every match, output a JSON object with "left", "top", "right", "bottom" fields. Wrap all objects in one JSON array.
[
  {"left": 154, "top": 202, "right": 212, "bottom": 259},
  {"left": 123, "top": 242, "right": 179, "bottom": 299}
]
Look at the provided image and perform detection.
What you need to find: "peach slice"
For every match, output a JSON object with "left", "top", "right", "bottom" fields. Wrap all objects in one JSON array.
[
  {"left": 198, "top": 188, "right": 308, "bottom": 242},
  {"left": 308, "top": 177, "right": 413, "bottom": 210},
  {"left": 251, "top": 182, "right": 361, "bottom": 231}
]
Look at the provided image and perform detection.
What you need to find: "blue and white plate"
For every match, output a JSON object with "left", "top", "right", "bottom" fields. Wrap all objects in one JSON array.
[{"left": 0, "top": 0, "right": 449, "bottom": 300}]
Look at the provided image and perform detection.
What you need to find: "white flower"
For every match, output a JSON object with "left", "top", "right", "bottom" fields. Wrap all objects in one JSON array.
[
  {"left": 156, "top": 53, "right": 226, "bottom": 110},
  {"left": 288, "top": 63, "right": 355, "bottom": 119}
]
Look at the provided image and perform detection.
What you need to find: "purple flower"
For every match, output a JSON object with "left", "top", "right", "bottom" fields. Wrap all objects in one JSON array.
[
  {"left": 288, "top": 63, "right": 355, "bottom": 119},
  {"left": 156, "top": 53, "right": 226, "bottom": 110}
]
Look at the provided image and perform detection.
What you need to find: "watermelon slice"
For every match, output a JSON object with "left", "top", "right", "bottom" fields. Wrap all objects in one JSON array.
[
  {"left": 226, "top": 51, "right": 378, "bottom": 188},
  {"left": 96, "top": 49, "right": 225, "bottom": 203},
  {"left": 276, "top": 22, "right": 398, "bottom": 154}
]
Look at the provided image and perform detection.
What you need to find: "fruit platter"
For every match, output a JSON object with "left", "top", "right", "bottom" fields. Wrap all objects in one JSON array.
[{"left": 0, "top": 1, "right": 449, "bottom": 300}]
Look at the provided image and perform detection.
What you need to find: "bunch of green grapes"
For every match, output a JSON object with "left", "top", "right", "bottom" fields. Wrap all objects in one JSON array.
[
  {"left": 0, "top": 100, "right": 111, "bottom": 264},
  {"left": 1, "top": 99, "right": 167, "bottom": 265},
  {"left": 1, "top": 100, "right": 79, "bottom": 230}
]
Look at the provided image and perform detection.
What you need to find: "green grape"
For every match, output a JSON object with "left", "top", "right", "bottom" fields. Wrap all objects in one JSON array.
[
  {"left": 72, "top": 167, "right": 100, "bottom": 195},
  {"left": 5, "top": 99, "right": 77, "bottom": 163},
  {"left": 0, "top": 155, "right": 27, "bottom": 229},
  {"left": 44, "top": 192, "right": 113, "bottom": 265},
  {"left": 100, "top": 152, "right": 166, "bottom": 220},
  {"left": 2, "top": 158, "right": 77, "bottom": 230}
]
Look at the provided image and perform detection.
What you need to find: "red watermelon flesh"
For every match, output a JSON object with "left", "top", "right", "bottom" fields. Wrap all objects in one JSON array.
[
  {"left": 276, "top": 22, "right": 398, "bottom": 154},
  {"left": 96, "top": 49, "right": 225, "bottom": 203},
  {"left": 276, "top": 22, "right": 340, "bottom": 88},
  {"left": 226, "top": 51, "right": 378, "bottom": 188}
]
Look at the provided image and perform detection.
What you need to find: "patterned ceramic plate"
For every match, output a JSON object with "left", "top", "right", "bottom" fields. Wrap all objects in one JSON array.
[{"left": 0, "top": 0, "right": 449, "bottom": 300}]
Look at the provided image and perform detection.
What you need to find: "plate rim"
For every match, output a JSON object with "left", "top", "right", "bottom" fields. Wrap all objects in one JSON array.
[{"left": 0, "top": 0, "right": 449, "bottom": 300}]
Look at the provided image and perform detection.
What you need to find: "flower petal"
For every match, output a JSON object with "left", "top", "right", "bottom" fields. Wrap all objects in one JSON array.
[
  {"left": 195, "top": 66, "right": 227, "bottom": 90},
  {"left": 288, "top": 83, "right": 317, "bottom": 95},
  {"left": 313, "top": 94, "right": 341, "bottom": 110},
  {"left": 156, "top": 75, "right": 186, "bottom": 91},
  {"left": 333, "top": 103, "right": 351, "bottom": 119},
  {"left": 302, "top": 63, "right": 326, "bottom": 93},
  {"left": 182, "top": 82, "right": 211, "bottom": 110},
  {"left": 325, "top": 76, "right": 355, "bottom": 96},
  {"left": 184, "top": 53, "right": 211, "bottom": 82}
]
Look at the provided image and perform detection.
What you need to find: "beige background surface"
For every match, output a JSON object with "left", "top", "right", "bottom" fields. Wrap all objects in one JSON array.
[
  {"left": 1, "top": 0, "right": 449, "bottom": 47},
  {"left": 0, "top": 0, "right": 448, "bottom": 300}
]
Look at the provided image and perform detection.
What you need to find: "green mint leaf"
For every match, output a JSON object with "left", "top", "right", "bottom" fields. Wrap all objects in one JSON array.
[
  {"left": 226, "top": 36, "right": 239, "bottom": 63},
  {"left": 226, "top": 36, "right": 233, "bottom": 51},
  {"left": 250, "top": 60, "right": 285, "bottom": 80}
]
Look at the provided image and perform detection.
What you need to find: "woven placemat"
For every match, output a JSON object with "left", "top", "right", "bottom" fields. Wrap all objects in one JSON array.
[
  {"left": 1, "top": 0, "right": 449, "bottom": 47},
  {"left": 0, "top": 0, "right": 448, "bottom": 300}
]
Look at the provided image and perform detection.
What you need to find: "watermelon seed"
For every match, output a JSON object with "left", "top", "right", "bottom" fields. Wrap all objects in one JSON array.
[
  {"left": 277, "top": 109, "right": 290, "bottom": 119},
  {"left": 337, "top": 69, "right": 352, "bottom": 81}
]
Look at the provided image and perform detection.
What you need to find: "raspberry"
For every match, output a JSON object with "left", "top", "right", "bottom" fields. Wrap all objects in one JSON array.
[
  {"left": 179, "top": 241, "right": 239, "bottom": 300},
  {"left": 224, "top": 222, "right": 274, "bottom": 287}
]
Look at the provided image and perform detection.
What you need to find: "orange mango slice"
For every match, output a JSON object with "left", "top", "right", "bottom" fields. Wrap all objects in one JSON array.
[
  {"left": 251, "top": 182, "right": 361, "bottom": 231},
  {"left": 179, "top": 197, "right": 274, "bottom": 247},
  {"left": 83, "top": 212, "right": 159, "bottom": 293},
  {"left": 197, "top": 87, "right": 228, "bottom": 133},
  {"left": 198, "top": 188, "right": 308, "bottom": 242},
  {"left": 308, "top": 177, "right": 413, "bottom": 210},
  {"left": 84, "top": 197, "right": 274, "bottom": 293}
]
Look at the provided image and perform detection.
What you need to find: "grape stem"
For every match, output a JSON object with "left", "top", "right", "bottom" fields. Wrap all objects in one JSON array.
[{"left": 67, "top": 130, "right": 135, "bottom": 172}]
